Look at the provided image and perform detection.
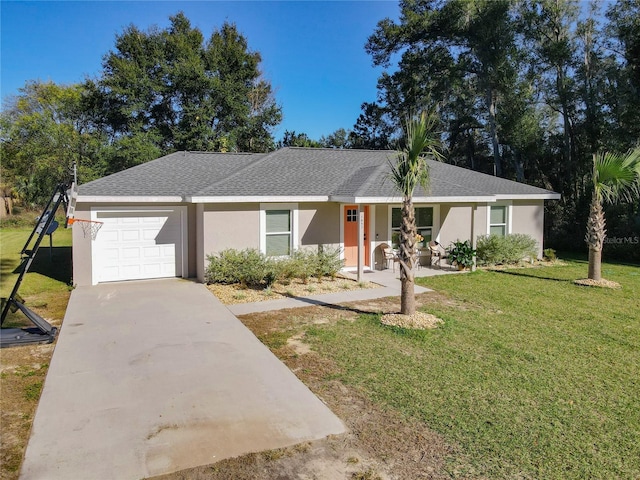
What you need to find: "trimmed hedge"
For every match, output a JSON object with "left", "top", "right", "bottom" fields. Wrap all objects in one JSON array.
[
  {"left": 205, "top": 246, "right": 343, "bottom": 287},
  {"left": 476, "top": 234, "right": 538, "bottom": 266}
]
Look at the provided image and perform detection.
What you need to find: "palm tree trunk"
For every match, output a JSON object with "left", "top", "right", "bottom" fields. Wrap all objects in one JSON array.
[
  {"left": 585, "top": 195, "right": 606, "bottom": 281},
  {"left": 399, "top": 197, "right": 416, "bottom": 315}
]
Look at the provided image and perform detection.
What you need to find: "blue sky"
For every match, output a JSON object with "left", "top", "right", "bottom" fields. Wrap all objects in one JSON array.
[{"left": 1, "top": 1, "right": 399, "bottom": 141}]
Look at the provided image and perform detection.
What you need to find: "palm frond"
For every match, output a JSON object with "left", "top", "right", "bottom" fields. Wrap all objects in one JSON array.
[
  {"left": 388, "top": 110, "right": 444, "bottom": 198},
  {"left": 594, "top": 147, "right": 640, "bottom": 204}
]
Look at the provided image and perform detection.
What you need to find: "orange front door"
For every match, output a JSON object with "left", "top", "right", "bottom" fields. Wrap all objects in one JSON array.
[{"left": 344, "top": 205, "right": 370, "bottom": 267}]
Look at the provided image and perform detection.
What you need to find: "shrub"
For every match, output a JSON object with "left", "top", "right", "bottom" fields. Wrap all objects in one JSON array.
[
  {"left": 290, "top": 249, "right": 315, "bottom": 284},
  {"left": 476, "top": 234, "right": 538, "bottom": 266},
  {"left": 205, "top": 246, "right": 345, "bottom": 288},
  {"left": 315, "top": 245, "right": 344, "bottom": 280},
  {"left": 543, "top": 248, "right": 557, "bottom": 261},
  {"left": 205, "top": 249, "right": 276, "bottom": 287}
]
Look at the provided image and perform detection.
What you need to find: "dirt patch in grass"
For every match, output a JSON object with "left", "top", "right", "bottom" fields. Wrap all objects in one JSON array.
[
  {"left": 206, "top": 275, "right": 379, "bottom": 305},
  {"left": 155, "top": 292, "right": 469, "bottom": 480}
]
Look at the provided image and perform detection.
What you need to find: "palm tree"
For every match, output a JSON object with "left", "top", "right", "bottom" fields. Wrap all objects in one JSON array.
[
  {"left": 586, "top": 147, "right": 640, "bottom": 281},
  {"left": 389, "top": 111, "right": 444, "bottom": 315}
]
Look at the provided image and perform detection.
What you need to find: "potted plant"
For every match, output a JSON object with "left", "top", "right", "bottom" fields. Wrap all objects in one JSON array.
[
  {"left": 447, "top": 240, "right": 476, "bottom": 270},
  {"left": 415, "top": 233, "right": 424, "bottom": 248}
]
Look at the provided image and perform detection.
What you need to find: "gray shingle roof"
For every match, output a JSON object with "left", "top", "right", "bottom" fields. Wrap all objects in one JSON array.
[
  {"left": 78, "top": 147, "right": 559, "bottom": 201},
  {"left": 79, "top": 151, "right": 261, "bottom": 197}
]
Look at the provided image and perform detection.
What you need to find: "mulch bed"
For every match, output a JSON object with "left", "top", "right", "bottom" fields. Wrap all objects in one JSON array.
[{"left": 206, "top": 275, "right": 379, "bottom": 305}]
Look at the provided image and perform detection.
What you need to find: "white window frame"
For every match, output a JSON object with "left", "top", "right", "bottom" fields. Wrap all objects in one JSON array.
[
  {"left": 260, "top": 203, "right": 298, "bottom": 257},
  {"left": 388, "top": 205, "right": 440, "bottom": 247},
  {"left": 487, "top": 202, "right": 512, "bottom": 236}
]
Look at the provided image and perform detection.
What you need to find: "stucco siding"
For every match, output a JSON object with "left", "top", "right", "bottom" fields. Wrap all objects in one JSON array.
[
  {"left": 436, "top": 204, "right": 489, "bottom": 250},
  {"left": 511, "top": 200, "right": 545, "bottom": 257},
  {"left": 299, "top": 203, "right": 340, "bottom": 249},
  {"left": 71, "top": 207, "right": 92, "bottom": 287},
  {"left": 201, "top": 204, "right": 260, "bottom": 280}
]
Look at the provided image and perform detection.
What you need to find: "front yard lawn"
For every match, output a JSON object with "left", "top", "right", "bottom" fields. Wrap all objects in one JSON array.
[
  {"left": 0, "top": 226, "right": 72, "bottom": 479},
  {"left": 301, "top": 259, "right": 639, "bottom": 478}
]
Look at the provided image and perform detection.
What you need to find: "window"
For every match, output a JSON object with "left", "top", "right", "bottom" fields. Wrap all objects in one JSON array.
[
  {"left": 391, "top": 207, "right": 433, "bottom": 247},
  {"left": 490, "top": 205, "right": 507, "bottom": 236},
  {"left": 346, "top": 208, "right": 357, "bottom": 222},
  {"left": 265, "top": 210, "right": 291, "bottom": 256}
]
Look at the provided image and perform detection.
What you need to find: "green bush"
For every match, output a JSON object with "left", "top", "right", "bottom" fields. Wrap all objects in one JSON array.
[
  {"left": 543, "top": 248, "right": 557, "bottom": 261},
  {"left": 205, "top": 249, "right": 276, "bottom": 287},
  {"left": 290, "top": 250, "right": 314, "bottom": 284},
  {"left": 205, "top": 246, "right": 344, "bottom": 288},
  {"left": 315, "top": 245, "right": 344, "bottom": 280},
  {"left": 476, "top": 234, "right": 538, "bottom": 266}
]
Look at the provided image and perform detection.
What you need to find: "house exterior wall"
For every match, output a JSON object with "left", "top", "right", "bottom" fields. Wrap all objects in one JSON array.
[
  {"left": 72, "top": 202, "right": 196, "bottom": 286},
  {"left": 75, "top": 198, "right": 547, "bottom": 285},
  {"left": 511, "top": 200, "right": 545, "bottom": 257},
  {"left": 299, "top": 202, "right": 340, "bottom": 249},
  {"left": 198, "top": 202, "right": 341, "bottom": 281},
  {"left": 71, "top": 206, "right": 93, "bottom": 287},
  {"left": 200, "top": 203, "right": 260, "bottom": 277},
  {"left": 436, "top": 204, "right": 488, "bottom": 249}
]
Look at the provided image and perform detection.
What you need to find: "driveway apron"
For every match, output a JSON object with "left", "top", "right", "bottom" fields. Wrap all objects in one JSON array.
[{"left": 20, "top": 279, "right": 345, "bottom": 480}]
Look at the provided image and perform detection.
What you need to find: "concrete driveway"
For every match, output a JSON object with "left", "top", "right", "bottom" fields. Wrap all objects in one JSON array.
[{"left": 20, "top": 279, "right": 344, "bottom": 480}]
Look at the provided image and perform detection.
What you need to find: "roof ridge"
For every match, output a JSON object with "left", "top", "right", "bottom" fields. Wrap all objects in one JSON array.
[
  {"left": 182, "top": 150, "right": 258, "bottom": 156},
  {"left": 191, "top": 149, "right": 279, "bottom": 196},
  {"left": 286, "top": 146, "right": 395, "bottom": 154}
]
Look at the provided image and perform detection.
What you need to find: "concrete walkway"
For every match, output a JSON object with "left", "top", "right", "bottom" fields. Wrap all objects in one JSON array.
[
  {"left": 229, "top": 266, "right": 459, "bottom": 315},
  {"left": 20, "top": 279, "right": 345, "bottom": 480}
]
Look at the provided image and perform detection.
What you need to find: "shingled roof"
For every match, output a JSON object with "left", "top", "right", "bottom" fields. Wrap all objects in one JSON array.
[{"left": 78, "top": 147, "right": 559, "bottom": 202}]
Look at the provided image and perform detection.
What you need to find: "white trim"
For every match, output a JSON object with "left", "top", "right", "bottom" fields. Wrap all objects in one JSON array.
[
  {"left": 79, "top": 193, "right": 559, "bottom": 205},
  {"left": 259, "top": 203, "right": 299, "bottom": 256},
  {"left": 369, "top": 205, "right": 376, "bottom": 268},
  {"left": 388, "top": 204, "right": 440, "bottom": 246},
  {"left": 494, "top": 193, "right": 561, "bottom": 200},
  {"left": 190, "top": 195, "right": 328, "bottom": 203},
  {"left": 90, "top": 205, "right": 188, "bottom": 285},
  {"left": 79, "top": 196, "right": 184, "bottom": 203},
  {"left": 334, "top": 195, "right": 496, "bottom": 204},
  {"left": 487, "top": 202, "right": 512, "bottom": 236},
  {"left": 339, "top": 205, "right": 345, "bottom": 263}
]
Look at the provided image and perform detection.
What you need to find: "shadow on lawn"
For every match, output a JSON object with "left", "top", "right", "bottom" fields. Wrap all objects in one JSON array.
[
  {"left": 281, "top": 292, "right": 381, "bottom": 316},
  {"left": 489, "top": 269, "right": 575, "bottom": 283},
  {"left": 11, "top": 247, "right": 72, "bottom": 285}
]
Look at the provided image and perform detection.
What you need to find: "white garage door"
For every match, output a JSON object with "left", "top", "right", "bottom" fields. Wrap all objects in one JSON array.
[{"left": 93, "top": 207, "right": 186, "bottom": 284}]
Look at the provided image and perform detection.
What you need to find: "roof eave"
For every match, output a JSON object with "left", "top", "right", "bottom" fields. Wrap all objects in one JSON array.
[
  {"left": 187, "top": 195, "right": 330, "bottom": 203},
  {"left": 77, "top": 195, "right": 185, "bottom": 203},
  {"left": 332, "top": 195, "right": 498, "bottom": 204},
  {"left": 494, "top": 193, "right": 561, "bottom": 200}
]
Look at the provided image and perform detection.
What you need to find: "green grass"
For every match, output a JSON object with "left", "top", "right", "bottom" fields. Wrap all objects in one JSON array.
[
  {"left": 1, "top": 226, "right": 72, "bottom": 327},
  {"left": 304, "top": 259, "right": 640, "bottom": 479}
]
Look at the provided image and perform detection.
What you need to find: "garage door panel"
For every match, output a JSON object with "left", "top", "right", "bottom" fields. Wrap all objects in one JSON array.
[
  {"left": 122, "top": 230, "right": 141, "bottom": 242},
  {"left": 143, "top": 246, "right": 161, "bottom": 258},
  {"left": 93, "top": 208, "right": 185, "bottom": 283}
]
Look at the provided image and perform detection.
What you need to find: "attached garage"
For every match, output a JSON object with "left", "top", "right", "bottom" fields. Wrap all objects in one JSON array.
[{"left": 91, "top": 207, "right": 188, "bottom": 284}]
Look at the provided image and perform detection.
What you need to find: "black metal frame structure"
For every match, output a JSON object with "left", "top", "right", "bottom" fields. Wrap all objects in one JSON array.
[{"left": 0, "top": 183, "right": 70, "bottom": 348}]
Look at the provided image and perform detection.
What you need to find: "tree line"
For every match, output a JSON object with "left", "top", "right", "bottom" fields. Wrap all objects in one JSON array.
[
  {"left": 1, "top": 13, "right": 281, "bottom": 207},
  {"left": 2, "top": 3, "right": 639, "bottom": 258},
  {"left": 351, "top": 0, "right": 640, "bottom": 256}
]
